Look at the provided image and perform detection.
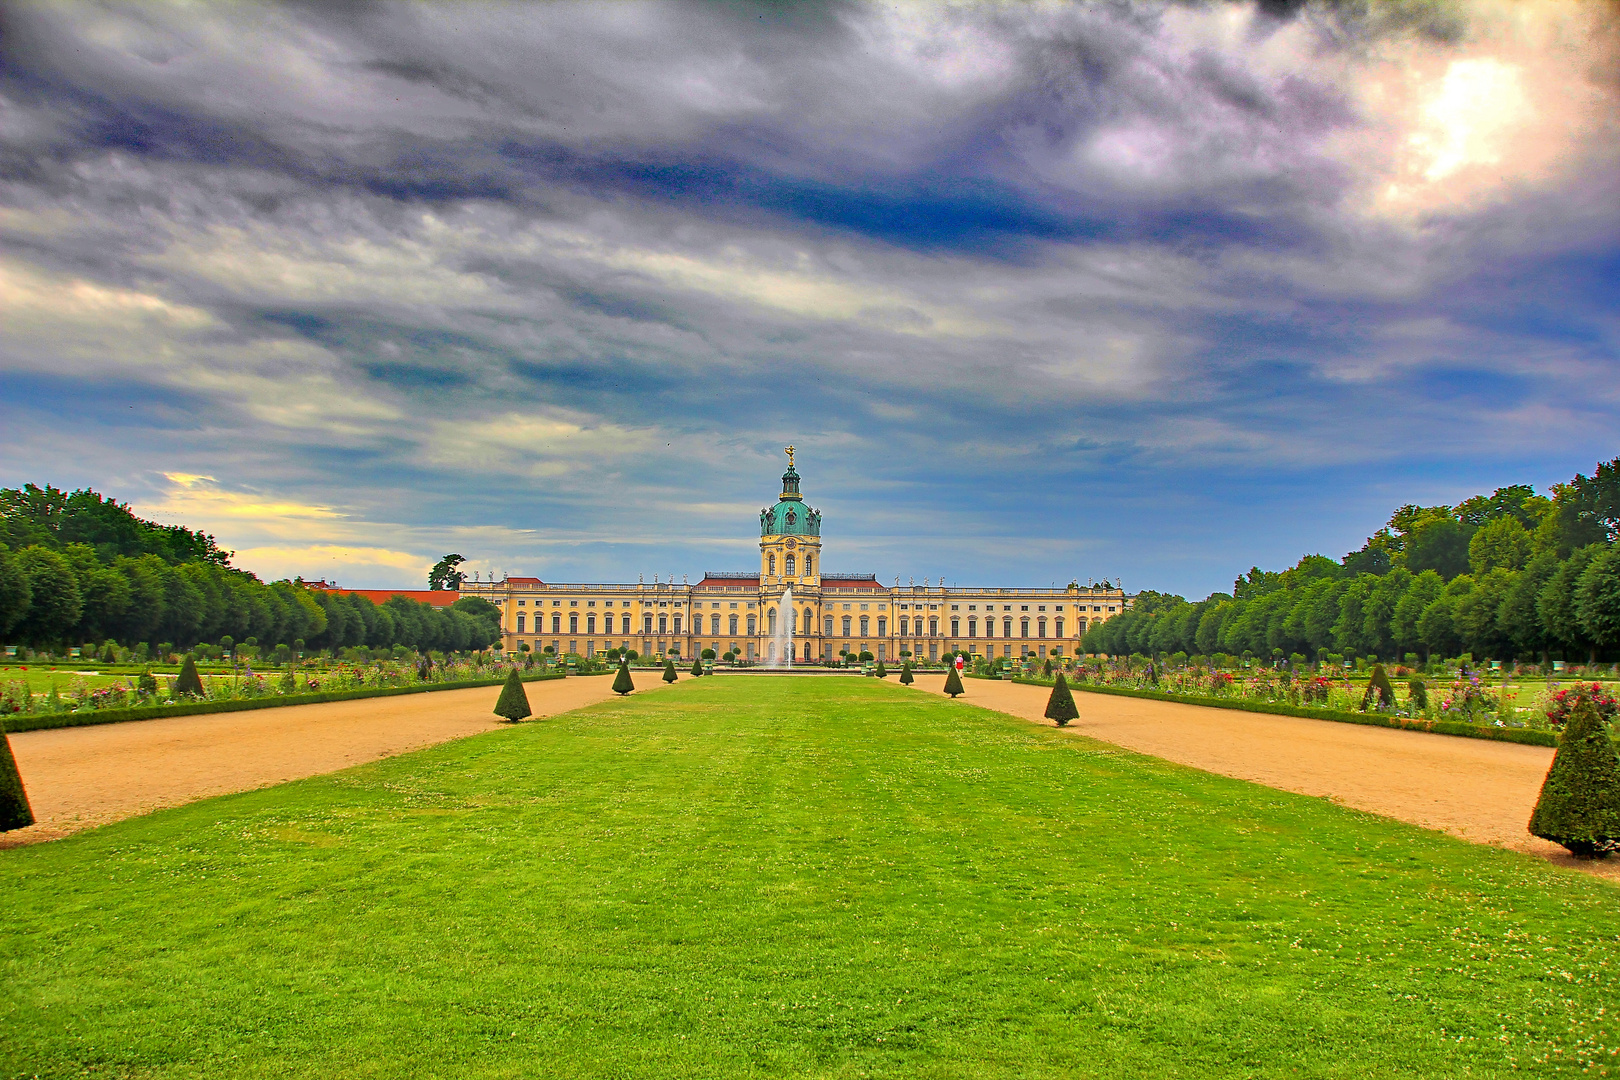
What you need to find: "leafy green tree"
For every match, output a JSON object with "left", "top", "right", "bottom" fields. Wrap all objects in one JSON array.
[
  {"left": 1497, "top": 553, "right": 1557, "bottom": 660},
  {"left": 13, "top": 546, "right": 81, "bottom": 645},
  {"left": 1389, "top": 571, "right": 1443, "bottom": 655},
  {"left": 428, "top": 554, "right": 466, "bottom": 591},
  {"left": 943, "top": 665, "right": 964, "bottom": 697},
  {"left": 1044, "top": 672, "right": 1078, "bottom": 727},
  {"left": 663, "top": 659, "right": 677, "bottom": 683},
  {"left": 1454, "top": 568, "right": 1515, "bottom": 660},
  {"left": 1405, "top": 518, "right": 1473, "bottom": 579},
  {"left": 1574, "top": 547, "right": 1620, "bottom": 654},
  {"left": 1415, "top": 593, "right": 1461, "bottom": 659},
  {"left": 612, "top": 656, "right": 634, "bottom": 696},
  {"left": 1468, "top": 516, "right": 1531, "bottom": 575},
  {"left": 0, "top": 543, "right": 32, "bottom": 638},
  {"left": 0, "top": 725, "right": 33, "bottom": 832},
  {"left": 1540, "top": 545, "right": 1601, "bottom": 662},
  {"left": 1528, "top": 695, "right": 1620, "bottom": 858},
  {"left": 173, "top": 655, "right": 204, "bottom": 698},
  {"left": 493, "top": 668, "right": 532, "bottom": 721}
]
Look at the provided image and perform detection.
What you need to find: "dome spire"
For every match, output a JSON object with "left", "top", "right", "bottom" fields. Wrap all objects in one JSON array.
[{"left": 780, "top": 445, "right": 801, "bottom": 500}]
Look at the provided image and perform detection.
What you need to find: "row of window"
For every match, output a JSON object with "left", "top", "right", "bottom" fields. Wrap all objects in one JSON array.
[
  {"left": 512, "top": 611, "right": 1095, "bottom": 638},
  {"left": 765, "top": 554, "right": 813, "bottom": 576}
]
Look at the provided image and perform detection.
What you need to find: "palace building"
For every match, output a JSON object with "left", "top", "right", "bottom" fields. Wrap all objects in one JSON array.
[{"left": 458, "top": 451, "right": 1129, "bottom": 663}]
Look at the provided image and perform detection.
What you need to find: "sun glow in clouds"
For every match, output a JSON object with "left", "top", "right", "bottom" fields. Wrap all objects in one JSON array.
[{"left": 1408, "top": 58, "right": 1534, "bottom": 182}]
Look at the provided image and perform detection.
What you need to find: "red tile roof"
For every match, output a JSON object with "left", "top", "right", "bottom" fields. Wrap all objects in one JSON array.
[{"left": 315, "top": 587, "right": 462, "bottom": 608}]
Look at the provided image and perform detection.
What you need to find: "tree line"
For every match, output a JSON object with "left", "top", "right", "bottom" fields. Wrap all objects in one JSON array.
[
  {"left": 1082, "top": 460, "right": 1620, "bottom": 664},
  {"left": 0, "top": 485, "right": 500, "bottom": 655}
]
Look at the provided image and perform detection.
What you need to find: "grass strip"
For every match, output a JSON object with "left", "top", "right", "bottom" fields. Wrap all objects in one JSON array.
[{"left": 1, "top": 672, "right": 569, "bottom": 734}]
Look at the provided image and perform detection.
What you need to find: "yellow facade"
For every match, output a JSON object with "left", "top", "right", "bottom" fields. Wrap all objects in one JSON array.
[{"left": 460, "top": 452, "right": 1130, "bottom": 662}]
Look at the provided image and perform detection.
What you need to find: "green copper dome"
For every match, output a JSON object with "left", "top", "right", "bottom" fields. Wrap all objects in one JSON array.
[{"left": 760, "top": 462, "right": 821, "bottom": 537}]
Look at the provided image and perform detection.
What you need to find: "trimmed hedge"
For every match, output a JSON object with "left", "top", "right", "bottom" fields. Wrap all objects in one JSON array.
[
  {"left": 0, "top": 672, "right": 568, "bottom": 734},
  {"left": 965, "top": 674, "right": 1560, "bottom": 748}
]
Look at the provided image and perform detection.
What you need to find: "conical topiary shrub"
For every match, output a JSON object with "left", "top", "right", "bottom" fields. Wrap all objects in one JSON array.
[
  {"left": 1408, "top": 677, "right": 1429, "bottom": 713},
  {"left": 899, "top": 662, "right": 914, "bottom": 686},
  {"left": 663, "top": 659, "right": 678, "bottom": 684},
  {"left": 943, "top": 665, "right": 964, "bottom": 698},
  {"left": 493, "top": 668, "right": 532, "bottom": 722},
  {"left": 173, "top": 655, "right": 204, "bottom": 698},
  {"left": 613, "top": 657, "right": 635, "bottom": 696},
  {"left": 691, "top": 656, "right": 703, "bottom": 677},
  {"left": 1045, "top": 671, "right": 1079, "bottom": 727},
  {"left": 0, "top": 724, "right": 34, "bottom": 832},
  {"left": 1361, "top": 663, "right": 1396, "bottom": 711},
  {"left": 874, "top": 661, "right": 887, "bottom": 679},
  {"left": 1529, "top": 695, "right": 1620, "bottom": 858}
]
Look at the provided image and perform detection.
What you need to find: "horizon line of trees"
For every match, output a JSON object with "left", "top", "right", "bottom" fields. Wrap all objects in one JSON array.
[
  {"left": 0, "top": 484, "right": 500, "bottom": 655},
  {"left": 1084, "top": 459, "right": 1620, "bottom": 664}
]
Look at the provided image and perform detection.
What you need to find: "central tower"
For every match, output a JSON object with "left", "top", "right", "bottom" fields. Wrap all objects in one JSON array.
[{"left": 759, "top": 445, "right": 821, "bottom": 589}]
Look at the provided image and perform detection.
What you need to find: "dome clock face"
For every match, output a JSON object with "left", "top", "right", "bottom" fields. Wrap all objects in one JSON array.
[{"left": 786, "top": 538, "right": 797, "bottom": 548}]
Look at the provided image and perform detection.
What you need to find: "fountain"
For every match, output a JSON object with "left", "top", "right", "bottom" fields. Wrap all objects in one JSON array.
[{"left": 770, "top": 585, "right": 794, "bottom": 669}]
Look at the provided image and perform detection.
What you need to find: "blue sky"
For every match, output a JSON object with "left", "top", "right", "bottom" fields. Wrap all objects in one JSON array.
[{"left": 1, "top": 1, "right": 1616, "bottom": 598}]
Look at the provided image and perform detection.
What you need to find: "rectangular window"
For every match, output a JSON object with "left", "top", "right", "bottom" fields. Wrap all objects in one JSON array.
[
  {"left": 1038, "top": 618, "right": 1047, "bottom": 639},
  {"left": 673, "top": 615, "right": 682, "bottom": 634},
  {"left": 841, "top": 616, "right": 852, "bottom": 635},
  {"left": 824, "top": 616, "right": 833, "bottom": 635},
  {"left": 516, "top": 614, "right": 526, "bottom": 632},
  {"left": 950, "top": 619, "right": 959, "bottom": 636},
  {"left": 1004, "top": 619, "right": 1013, "bottom": 637},
  {"left": 876, "top": 617, "right": 886, "bottom": 636},
  {"left": 644, "top": 615, "right": 654, "bottom": 634},
  {"left": 658, "top": 615, "right": 668, "bottom": 634},
  {"left": 551, "top": 615, "right": 560, "bottom": 634},
  {"left": 1021, "top": 619, "right": 1030, "bottom": 638},
  {"left": 859, "top": 616, "right": 869, "bottom": 636},
  {"left": 747, "top": 616, "right": 756, "bottom": 635},
  {"left": 570, "top": 615, "right": 579, "bottom": 633},
  {"left": 729, "top": 614, "right": 739, "bottom": 635},
  {"left": 899, "top": 617, "right": 908, "bottom": 635},
  {"left": 587, "top": 615, "right": 596, "bottom": 634},
  {"left": 968, "top": 619, "right": 977, "bottom": 638},
  {"left": 1055, "top": 618, "right": 1064, "bottom": 637},
  {"left": 929, "top": 642, "right": 938, "bottom": 660},
  {"left": 929, "top": 618, "right": 938, "bottom": 636}
]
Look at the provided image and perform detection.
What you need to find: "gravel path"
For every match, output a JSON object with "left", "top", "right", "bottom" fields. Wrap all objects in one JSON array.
[
  {"left": 1, "top": 674, "right": 645, "bottom": 846},
  {"left": 910, "top": 674, "right": 1616, "bottom": 881}
]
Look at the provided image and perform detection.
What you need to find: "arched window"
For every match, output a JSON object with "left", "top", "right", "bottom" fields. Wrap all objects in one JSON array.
[
  {"left": 1004, "top": 618, "right": 1013, "bottom": 637},
  {"left": 786, "top": 554, "right": 796, "bottom": 576},
  {"left": 768, "top": 609, "right": 777, "bottom": 635},
  {"left": 929, "top": 618, "right": 938, "bottom": 636},
  {"left": 802, "top": 609, "right": 812, "bottom": 633},
  {"left": 805, "top": 555, "right": 813, "bottom": 576},
  {"left": 768, "top": 554, "right": 776, "bottom": 575}
]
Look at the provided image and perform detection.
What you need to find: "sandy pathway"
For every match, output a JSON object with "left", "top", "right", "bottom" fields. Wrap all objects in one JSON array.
[
  {"left": 2, "top": 674, "right": 638, "bottom": 847},
  {"left": 911, "top": 675, "right": 1616, "bottom": 881}
]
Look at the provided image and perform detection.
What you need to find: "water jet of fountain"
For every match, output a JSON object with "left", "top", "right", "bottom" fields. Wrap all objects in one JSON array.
[{"left": 770, "top": 586, "right": 794, "bottom": 669}]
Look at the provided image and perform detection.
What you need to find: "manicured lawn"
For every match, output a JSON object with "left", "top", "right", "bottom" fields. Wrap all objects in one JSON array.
[{"left": 2, "top": 677, "right": 1617, "bottom": 1078}]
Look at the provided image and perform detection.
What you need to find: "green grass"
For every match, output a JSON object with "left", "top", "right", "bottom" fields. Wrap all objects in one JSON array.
[{"left": 2, "top": 678, "right": 1617, "bottom": 1079}]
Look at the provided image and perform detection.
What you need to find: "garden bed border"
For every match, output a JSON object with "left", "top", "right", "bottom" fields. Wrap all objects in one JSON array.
[
  {"left": 966, "top": 674, "right": 1559, "bottom": 748},
  {"left": 1, "top": 672, "right": 569, "bottom": 734}
]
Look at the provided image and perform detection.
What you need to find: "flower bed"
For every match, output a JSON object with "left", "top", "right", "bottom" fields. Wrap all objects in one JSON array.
[
  {"left": 0, "top": 671, "right": 567, "bottom": 734},
  {"left": 965, "top": 673, "right": 1559, "bottom": 748}
]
